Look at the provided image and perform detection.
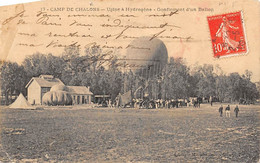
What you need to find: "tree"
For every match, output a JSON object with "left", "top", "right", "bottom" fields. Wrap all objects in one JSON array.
[
  {"left": 195, "top": 64, "right": 216, "bottom": 98},
  {"left": 256, "top": 82, "right": 260, "bottom": 95},
  {"left": 23, "top": 53, "right": 65, "bottom": 84},
  {"left": 161, "top": 57, "right": 190, "bottom": 99},
  {"left": 22, "top": 53, "right": 48, "bottom": 77},
  {"left": 221, "top": 71, "right": 259, "bottom": 102},
  {"left": 240, "top": 70, "right": 259, "bottom": 101},
  {"left": 215, "top": 75, "right": 229, "bottom": 102},
  {"left": 0, "top": 61, "right": 27, "bottom": 104}
]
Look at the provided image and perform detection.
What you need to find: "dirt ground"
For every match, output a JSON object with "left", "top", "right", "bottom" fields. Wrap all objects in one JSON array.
[{"left": 0, "top": 104, "right": 259, "bottom": 162}]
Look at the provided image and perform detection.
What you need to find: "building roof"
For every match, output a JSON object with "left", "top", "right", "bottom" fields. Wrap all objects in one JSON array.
[
  {"left": 25, "top": 75, "right": 64, "bottom": 88},
  {"left": 25, "top": 75, "right": 93, "bottom": 96},
  {"left": 39, "top": 75, "right": 54, "bottom": 79},
  {"left": 95, "top": 95, "right": 110, "bottom": 98},
  {"left": 67, "top": 86, "right": 93, "bottom": 95}
]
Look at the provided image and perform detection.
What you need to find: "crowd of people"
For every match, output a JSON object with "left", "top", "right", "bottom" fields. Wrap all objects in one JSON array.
[
  {"left": 102, "top": 97, "right": 241, "bottom": 118},
  {"left": 103, "top": 97, "right": 203, "bottom": 109},
  {"left": 133, "top": 98, "right": 187, "bottom": 109}
]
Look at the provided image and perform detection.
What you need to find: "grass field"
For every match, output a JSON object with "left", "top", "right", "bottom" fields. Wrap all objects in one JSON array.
[{"left": 0, "top": 104, "right": 259, "bottom": 162}]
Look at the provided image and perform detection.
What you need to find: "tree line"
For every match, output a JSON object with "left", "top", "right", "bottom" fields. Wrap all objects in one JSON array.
[{"left": 0, "top": 46, "right": 259, "bottom": 105}]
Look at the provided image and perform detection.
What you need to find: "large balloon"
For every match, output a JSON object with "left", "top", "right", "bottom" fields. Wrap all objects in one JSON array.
[
  {"left": 125, "top": 37, "right": 168, "bottom": 78},
  {"left": 42, "top": 91, "right": 72, "bottom": 106},
  {"left": 50, "top": 84, "right": 69, "bottom": 92}
]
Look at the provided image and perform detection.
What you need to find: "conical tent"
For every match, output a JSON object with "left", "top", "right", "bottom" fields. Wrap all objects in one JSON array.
[{"left": 9, "top": 93, "right": 34, "bottom": 109}]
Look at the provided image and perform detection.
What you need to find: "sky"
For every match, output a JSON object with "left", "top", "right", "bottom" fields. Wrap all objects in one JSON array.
[{"left": 0, "top": 0, "right": 259, "bottom": 82}]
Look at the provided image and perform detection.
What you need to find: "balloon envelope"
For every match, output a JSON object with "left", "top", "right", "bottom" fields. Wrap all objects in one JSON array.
[
  {"left": 42, "top": 91, "right": 72, "bottom": 106},
  {"left": 50, "top": 84, "right": 69, "bottom": 92},
  {"left": 125, "top": 37, "right": 168, "bottom": 78}
]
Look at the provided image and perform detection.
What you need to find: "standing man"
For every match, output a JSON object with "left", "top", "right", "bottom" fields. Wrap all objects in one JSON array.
[
  {"left": 219, "top": 105, "right": 223, "bottom": 117},
  {"left": 209, "top": 96, "right": 213, "bottom": 106},
  {"left": 225, "top": 105, "right": 231, "bottom": 117},
  {"left": 234, "top": 105, "right": 239, "bottom": 118}
]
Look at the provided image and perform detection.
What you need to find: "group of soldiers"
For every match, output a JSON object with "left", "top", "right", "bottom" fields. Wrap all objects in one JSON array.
[
  {"left": 218, "top": 105, "right": 240, "bottom": 117},
  {"left": 106, "top": 97, "right": 203, "bottom": 109},
  {"left": 105, "top": 97, "right": 241, "bottom": 118},
  {"left": 133, "top": 99, "right": 186, "bottom": 109}
]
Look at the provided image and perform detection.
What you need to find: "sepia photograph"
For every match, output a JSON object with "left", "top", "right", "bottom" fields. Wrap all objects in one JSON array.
[{"left": 0, "top": 0, "right": 259, "bottom": 162}]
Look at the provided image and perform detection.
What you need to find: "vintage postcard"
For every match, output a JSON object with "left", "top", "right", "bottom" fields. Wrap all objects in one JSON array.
[{"left": 0, "top": 0, "right": 259, "bottom": 162}]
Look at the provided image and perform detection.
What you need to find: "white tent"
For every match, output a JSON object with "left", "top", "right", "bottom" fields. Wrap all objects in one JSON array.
[{"left": 9, "top": 93, "right": 34, "bottom": 109}]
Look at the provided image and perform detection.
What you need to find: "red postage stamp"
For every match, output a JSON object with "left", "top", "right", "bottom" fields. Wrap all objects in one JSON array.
[{"left": 207, "top": 11, "right": 248, "bottom": 58}]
